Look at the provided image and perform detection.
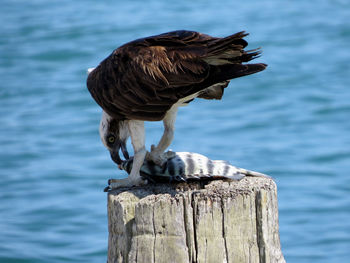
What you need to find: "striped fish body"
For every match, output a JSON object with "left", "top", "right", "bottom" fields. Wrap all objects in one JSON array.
[{"left": 120, "top": 152, "right": 269, "bottom": 183}]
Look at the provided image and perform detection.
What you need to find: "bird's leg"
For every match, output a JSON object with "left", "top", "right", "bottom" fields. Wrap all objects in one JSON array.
[
  {"left": 109, "top": 120, "right": 147, "bottom": 189},
  {"left": 147, "top": 106, "right": 177, "bottom": 166}
]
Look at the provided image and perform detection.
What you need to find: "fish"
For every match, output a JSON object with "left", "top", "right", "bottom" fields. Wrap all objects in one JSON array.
[{"left": 119, "top": 151, "right": 270, "bottom": 183}]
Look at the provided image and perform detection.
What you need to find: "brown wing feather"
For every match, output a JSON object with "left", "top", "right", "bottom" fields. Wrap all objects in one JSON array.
[{"left": 87, "top": 30, "right": 267, "bottom": 121}]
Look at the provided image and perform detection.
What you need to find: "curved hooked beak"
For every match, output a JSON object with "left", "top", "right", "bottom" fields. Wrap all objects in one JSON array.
[{"left": 110, "top": 140, "right": 130, "bottom": 165}]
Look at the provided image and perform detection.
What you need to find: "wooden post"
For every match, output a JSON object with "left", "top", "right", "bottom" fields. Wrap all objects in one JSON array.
[{"left": 107, "top": 177, "right": 285, "bottom": 263}]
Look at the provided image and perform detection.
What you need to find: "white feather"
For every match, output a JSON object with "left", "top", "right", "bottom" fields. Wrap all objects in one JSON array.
[
  {"left": 87, "top": 67, "right": 95, "bottom": 75},
  {"left": 99, "top": 111, "right": 112, "bottom": 147}
]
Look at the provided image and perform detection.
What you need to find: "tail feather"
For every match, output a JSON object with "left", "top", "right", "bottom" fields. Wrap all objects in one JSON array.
[
  {"left": 207, "top": 31, "right": 249, "bottom": 55},
  {"left": 178, "top": 31, "right": 267, "bottom": 99},
  {"left": 214, "top": 63, "right": 267, "bottom": 82},
  {"left": 237, "top": 48, "right": 262, "bottom": 63},
  {"left": 203, "top": 32, "right": 266, "bottom": 81},
  {"left": 205, "top": 32, "right": 261, "bottom": 64},
  {"left": 237, "top": 168, "right": 271, "bottom": 178}
]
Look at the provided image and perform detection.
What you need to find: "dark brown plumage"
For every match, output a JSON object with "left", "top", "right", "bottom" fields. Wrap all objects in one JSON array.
[{"left": 87, "top": 30, "right": 266, "bottom": 121}]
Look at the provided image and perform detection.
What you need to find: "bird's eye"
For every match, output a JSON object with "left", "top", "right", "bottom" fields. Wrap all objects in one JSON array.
[{"left": 107, "top": 135, "right": 115, "bottom": 144}]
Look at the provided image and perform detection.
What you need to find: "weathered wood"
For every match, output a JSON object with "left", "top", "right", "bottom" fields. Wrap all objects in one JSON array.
[{"left": 107, "top": 177, "right": 285, "bottom": 263}]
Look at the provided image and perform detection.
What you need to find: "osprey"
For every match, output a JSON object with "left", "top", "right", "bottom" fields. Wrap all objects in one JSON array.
[{"left": 87, "top": 30, "right": 267, "bottom": 188}]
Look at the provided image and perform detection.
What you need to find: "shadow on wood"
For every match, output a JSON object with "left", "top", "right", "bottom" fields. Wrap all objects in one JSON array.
[{"left": 107, "top": 177, "right": 285, "bottom": 263}]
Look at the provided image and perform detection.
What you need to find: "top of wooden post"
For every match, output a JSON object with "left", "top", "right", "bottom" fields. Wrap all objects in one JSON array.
[{"left": 108, "top": 176, "right": 275, "bottom": 199}]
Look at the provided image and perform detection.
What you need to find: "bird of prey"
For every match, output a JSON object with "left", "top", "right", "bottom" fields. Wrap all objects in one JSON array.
[{"left": 87, "top": 30, "right": 267, "bottom": 188}]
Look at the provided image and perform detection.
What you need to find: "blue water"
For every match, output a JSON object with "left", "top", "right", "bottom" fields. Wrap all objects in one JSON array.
[{"left": 1, "top": 0, "right": 349, "bottom": 262}]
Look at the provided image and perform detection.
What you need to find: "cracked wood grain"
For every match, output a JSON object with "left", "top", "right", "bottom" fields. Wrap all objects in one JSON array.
[{"left": 107, "top": 178, "right": 285, "bottom": 263}]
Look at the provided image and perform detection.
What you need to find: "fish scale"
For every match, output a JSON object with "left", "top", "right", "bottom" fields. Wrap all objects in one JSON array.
[{"left": 120, "top": 152, "right": 270, "bottom": 183}]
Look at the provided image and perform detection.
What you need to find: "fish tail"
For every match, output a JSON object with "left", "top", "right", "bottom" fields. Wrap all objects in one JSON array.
[{"left": 237, "top": 168, "right": 271, "bottom": 178}]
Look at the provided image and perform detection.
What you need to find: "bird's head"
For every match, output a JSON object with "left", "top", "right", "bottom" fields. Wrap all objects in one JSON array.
[{"left": 99, "top": 111, "right": 130, "bottom": 165}]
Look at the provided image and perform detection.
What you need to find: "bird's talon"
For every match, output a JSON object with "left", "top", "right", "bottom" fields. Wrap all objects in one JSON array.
[{"left": 108, "top": 176, "right": 147, "bottom": 189}]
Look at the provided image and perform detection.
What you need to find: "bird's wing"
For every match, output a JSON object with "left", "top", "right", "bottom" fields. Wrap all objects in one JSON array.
[{"left": 87, "top": 30, "right": 266, "bottom": 121}]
